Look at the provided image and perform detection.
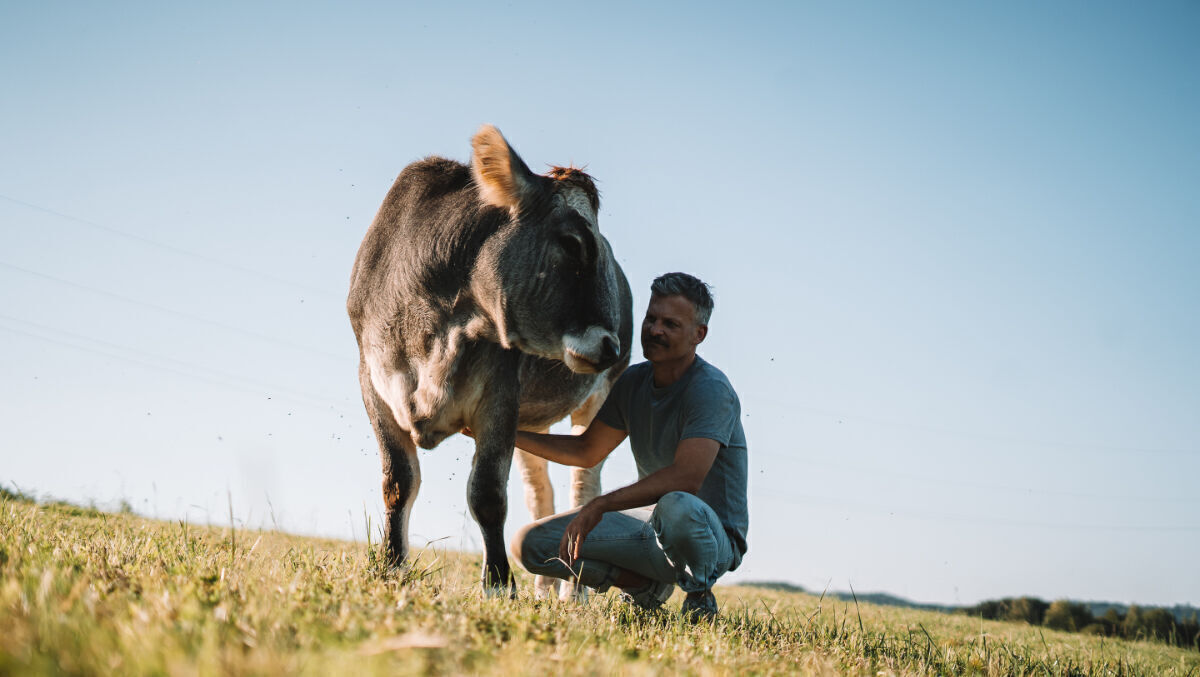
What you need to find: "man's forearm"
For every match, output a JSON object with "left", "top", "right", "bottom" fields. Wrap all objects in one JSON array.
[
  {"left": 514, "top": 431, "right": 596, "bottom": 467},
  {"left": 590, "top": 465, "right": 695, "bottom": 514}
]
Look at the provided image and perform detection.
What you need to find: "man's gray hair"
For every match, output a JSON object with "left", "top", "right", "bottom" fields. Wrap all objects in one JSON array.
[{"left": 650, "top": 272, "right": 714, "bottom": 325}]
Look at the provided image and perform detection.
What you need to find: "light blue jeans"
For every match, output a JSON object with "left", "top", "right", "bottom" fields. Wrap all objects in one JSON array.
[{"left": 510, "top": 491, "right": 740, "bottom": 594}]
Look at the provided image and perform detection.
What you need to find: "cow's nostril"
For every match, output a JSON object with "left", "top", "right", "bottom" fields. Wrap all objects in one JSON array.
[{"left": 600, "top": 335, "right": 619, "bottom": 365}]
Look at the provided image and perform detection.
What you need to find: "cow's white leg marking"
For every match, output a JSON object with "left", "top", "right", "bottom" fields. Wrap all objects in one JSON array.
[
  {"left": 568, "top": 428, "right": 603, "bottom": 508},
  {"left": 515, "top": 428, "right": 557, "bottom": 599},
  {"left": 365, "top": 326, "right": 471, "bottom": 448},
  {"left": 365, "top": 348, "right": 415, "bottom": 433},
  {"left": 558, "top": 387, "right": 612, "bottom": 602}
]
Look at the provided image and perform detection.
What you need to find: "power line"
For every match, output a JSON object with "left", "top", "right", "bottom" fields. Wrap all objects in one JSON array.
[
  {"left": 0, "top": 317, "right": 352, "bottom": 415},
  {"left": 0, "top": 192, "right": 341, "bottom": 299},
  {"left": 0, "top": 259, "right": 344, "bottom": 362}
]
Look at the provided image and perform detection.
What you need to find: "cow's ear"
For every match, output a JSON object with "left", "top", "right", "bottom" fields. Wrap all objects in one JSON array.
[{"left": 471, "top": 124, "right": 536, "bottom": 210}]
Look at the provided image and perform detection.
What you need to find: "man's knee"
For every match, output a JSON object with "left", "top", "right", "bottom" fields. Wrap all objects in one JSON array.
[
  {"left": 652, "top": 491, "right": 719, "bottom": 546},
  {"left": 652, "top": 492, "right": 734, "bottom": 592},
  {"left": 511, "top": 519, "right": 555, "bottom": 574},
  {"left": 655, "top": 491, "right": 708, "bottom": 524},
  {"left": 510, "top": 522, "right": 534, "bottom": 572}
]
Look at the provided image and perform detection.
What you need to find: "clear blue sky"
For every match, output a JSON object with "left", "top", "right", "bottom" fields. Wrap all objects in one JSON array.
[{"left": 2, "top": 2, "right": 1197, "bottom": 607}]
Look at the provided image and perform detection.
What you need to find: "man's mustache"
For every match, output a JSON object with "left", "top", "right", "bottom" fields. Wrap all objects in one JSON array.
[{"left": 643, "top": 335, "right": 669, "bottom": 347}]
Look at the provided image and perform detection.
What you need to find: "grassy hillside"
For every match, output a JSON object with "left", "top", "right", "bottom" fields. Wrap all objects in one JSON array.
[{"left": 2, "top": 494, "right": 1197, "bottom": 676}]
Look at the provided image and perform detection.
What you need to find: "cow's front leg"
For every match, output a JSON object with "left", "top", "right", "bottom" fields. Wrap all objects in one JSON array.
[{"left": 467, "top": 377, "right": 520, "bottom": 596}]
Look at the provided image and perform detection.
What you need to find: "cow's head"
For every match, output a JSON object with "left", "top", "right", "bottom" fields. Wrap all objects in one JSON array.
[{"left": 470, "top": 125, "right": 625, "bottom": 374}]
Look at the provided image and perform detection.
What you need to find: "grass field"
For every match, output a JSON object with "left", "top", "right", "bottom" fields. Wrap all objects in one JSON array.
[{"left": 2, "top": 493, "right": 1196, "bottom": 676}]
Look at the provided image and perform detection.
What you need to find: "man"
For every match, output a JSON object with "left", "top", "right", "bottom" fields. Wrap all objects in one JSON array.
[{"left": 508, "top": 272, "right": 748, "bottom": 620}]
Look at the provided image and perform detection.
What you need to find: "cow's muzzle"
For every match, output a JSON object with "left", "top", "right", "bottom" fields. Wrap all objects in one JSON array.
[{"left": 563, "top": 327, "right": 621, "bottom": 373}]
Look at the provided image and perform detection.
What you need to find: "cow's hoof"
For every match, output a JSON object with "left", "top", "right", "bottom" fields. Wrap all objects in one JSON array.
[
  {"left": 480, "top": 562, "right": 515, "bottom": 597},
  {"left": 559, "top": 580, "right": 590, "bottom": 603},
  {"left": 482, "top": 582, "right": 517, "bottom": 600},
  {"left": 533, "top": 575, "right": 559, "bottom": 600},
  {"left": 374, "top": 553, "right": 407, "bottom": 578}
]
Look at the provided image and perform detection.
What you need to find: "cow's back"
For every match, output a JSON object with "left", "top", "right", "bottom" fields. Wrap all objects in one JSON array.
[{"left": 348, "top": 157, "right": 503, "bottom": 337}]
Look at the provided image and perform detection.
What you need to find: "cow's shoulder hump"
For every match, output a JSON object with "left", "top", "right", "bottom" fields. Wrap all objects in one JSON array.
[{"left": 392, "top": 155, "right": 473, "bottom": 202}]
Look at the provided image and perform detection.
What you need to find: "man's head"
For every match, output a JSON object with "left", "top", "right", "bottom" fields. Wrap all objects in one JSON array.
[{"left": 641, "top": 272, "right": 713, "bottom": 364}]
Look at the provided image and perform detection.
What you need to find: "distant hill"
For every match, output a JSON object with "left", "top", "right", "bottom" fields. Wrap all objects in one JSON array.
[
  {"left": 738, "top": 581, "right": 1198, "bottom": 623},
  {"left": 737, "top": 580, "right": 806, "bottom": 594},
  {"left": 739, "top": 581, "right": 955, "bottom": 613},
  {"left": 1080, "top": 601, "right": 1200, "bottom": 625},
  {"left": 826, "top": 590, "right": 958, "bottom": 614}
]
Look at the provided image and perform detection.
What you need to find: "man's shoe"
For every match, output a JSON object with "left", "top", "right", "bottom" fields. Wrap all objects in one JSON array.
[
  {"left": 681, "top": 590, "right": 718, "bottom": 622},
  {"left": 619, "top": 579, "right": 675, "bottom": 611}
]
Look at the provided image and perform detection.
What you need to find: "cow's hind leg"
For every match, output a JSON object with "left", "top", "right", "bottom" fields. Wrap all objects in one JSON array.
[
  {"left": 558, "top": 389, "right": 611, "bottom": 601},
  {"left": 359, "top": 361, "right": 421, "bottom": 571},
  {"left": 514, "top": 430, "right": 557, "bottom": 599}
]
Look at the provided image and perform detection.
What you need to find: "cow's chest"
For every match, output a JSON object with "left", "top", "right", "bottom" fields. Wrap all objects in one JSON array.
[
  {"left": 514, "top": 355, "right": 607, "bottom": 430},
  {"left": 368, "top": 331, "right": 604, "bottom": 449}
]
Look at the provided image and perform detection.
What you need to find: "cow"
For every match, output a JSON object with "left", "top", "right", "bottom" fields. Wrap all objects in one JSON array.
[{"left": 347, "top": 125, "right": 633, "bottom": 596}]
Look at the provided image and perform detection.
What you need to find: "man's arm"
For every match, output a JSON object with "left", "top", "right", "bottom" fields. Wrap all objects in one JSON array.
[
  {"left": 508, "top": 419, "right": 628, "bottom": 468},
  {"left": 594, "top": 437, "right": 719, "bottom": 512},
  {"left": 560, "top": 437, "right": 721, "bottom": 562}
]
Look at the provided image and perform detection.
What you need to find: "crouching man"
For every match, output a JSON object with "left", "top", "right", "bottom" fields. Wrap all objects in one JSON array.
[{"left": 509, "top": 272, "right": 748, "bottom": 621}]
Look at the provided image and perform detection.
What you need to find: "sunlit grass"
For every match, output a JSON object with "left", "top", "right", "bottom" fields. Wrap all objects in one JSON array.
[{"left": 2, "top": 491, "right": 1196, "bottom": 675}]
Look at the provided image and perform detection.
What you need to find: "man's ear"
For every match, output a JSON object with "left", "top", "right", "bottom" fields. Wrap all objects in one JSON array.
[
  {"left": 694, "top": 324, "right": 708, "bottom": 345},
  {"left": 471, "top": 124, "right": 537, "bottom": 210}
]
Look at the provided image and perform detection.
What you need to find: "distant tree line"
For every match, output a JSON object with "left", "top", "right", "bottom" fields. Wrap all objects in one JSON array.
[{"left": 961, "top": 597, "right": 1200, "bottom": 651}]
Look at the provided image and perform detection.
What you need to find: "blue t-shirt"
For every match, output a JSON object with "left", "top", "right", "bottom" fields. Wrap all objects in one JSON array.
[{"left": 595, "top": 355, "right": 749, "bottom": 559}]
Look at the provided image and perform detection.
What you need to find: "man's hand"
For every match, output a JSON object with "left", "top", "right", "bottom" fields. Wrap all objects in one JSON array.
[{"left": 558, "top": 500, "right": 606, "bottom": 564}]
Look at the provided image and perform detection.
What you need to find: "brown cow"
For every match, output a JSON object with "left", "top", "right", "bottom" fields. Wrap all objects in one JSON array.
[{"left": 347, "top": 125, "right": 632, "bottom": 594}]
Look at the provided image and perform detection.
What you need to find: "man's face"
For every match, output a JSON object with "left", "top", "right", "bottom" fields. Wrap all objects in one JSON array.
[{"left": 640, "top": 294, "right": 707, "bottom": 363}]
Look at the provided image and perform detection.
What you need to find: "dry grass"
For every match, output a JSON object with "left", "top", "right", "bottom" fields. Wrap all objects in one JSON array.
[{"left": 2, "top": 492, "right": 1196, "bottom": 675}]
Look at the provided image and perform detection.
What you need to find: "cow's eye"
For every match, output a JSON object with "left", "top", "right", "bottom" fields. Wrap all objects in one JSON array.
[
  {"left": 556, "top": 213, "right": 595, "bottom": 269},
  {"left": 558, "top": 231, "right": 586, "bottom": 265}
]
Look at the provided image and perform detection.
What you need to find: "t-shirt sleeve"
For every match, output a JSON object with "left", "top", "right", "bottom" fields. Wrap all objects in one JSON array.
[
  {"left": 680, "top": 377, "right": 739, "bottom": 446},
  {"left": 593, "top": 371, "right": 630, "bottom": 431}
]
